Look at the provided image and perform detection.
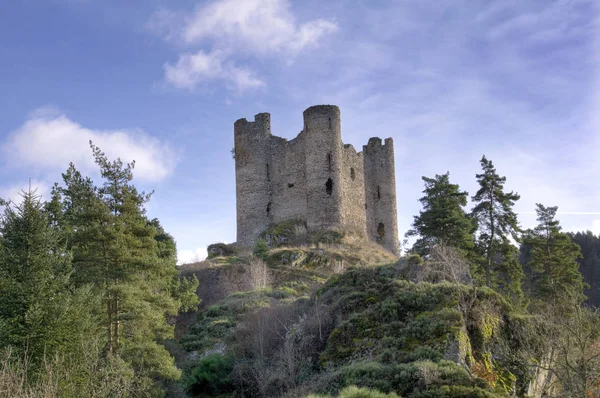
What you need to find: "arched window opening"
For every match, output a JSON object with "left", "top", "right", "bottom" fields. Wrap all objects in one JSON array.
[
  {"left": 325, "top": 178, "right": 333, "bottom": 196},
  {"left": 327, "top": 152, "right": 332, "bottom": 171},
  {"left": 350, "top": 168, "right": 356, "bottom": 181},
  {"left": 266, "top": 202, "right": 271, "bottom": 216},
  {"left": 377, "top": 185, "right": 381, "bottom": 200},
  {"left": 377, "top": 222, "right": 385, "bottom": 239}
]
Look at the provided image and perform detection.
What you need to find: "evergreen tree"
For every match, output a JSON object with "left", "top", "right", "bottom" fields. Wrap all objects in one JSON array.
[
  {"left": 470, "top": 155, "right": 524, "bottom": 301},
  {"left": 406, "top": 172, "right": 474, "bottom": 257},
  {"left": 524, "top": 204, "right": 585, "bottom": 302},
  {"left": 50, "top": 143, "right": 198, "bottom": 391},
  {"left": 569, "top": 231, "right": 600, "bottom": 306},
  {"left": 0, "top": 189, "right": 99, "bottom": 369}
]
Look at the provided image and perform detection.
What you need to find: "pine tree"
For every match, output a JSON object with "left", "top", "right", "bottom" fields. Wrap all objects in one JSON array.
[
  {"left": 0, "top": 189, "right": 99, "bottom": 368},
  {"left": 470, "top": 155, "right": 524, "bottom": 301},
  {"left": 524, "top": 204, "right": 585, "bottom": 302},
  {"left": 406, "top": 172, "right": 474, "bottom": 257},
  {"left": 51, "top": 142, "right": 198, "bottom": 390},
  {"left": 569, "top": 231, "right": 600, "bottom": 306}
]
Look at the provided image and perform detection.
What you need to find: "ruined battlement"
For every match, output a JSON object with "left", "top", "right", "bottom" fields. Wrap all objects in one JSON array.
[{"left": 234, "top": 105, "right": 399, "bottom": 256}]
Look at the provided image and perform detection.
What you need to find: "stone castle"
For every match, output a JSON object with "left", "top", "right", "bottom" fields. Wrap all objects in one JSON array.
[{"left": 234, "top": 105, "right": 399, "bottom": 255}]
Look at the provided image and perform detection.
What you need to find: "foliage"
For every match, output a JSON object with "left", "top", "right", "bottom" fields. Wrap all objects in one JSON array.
[
  {"left": 253, "top": 239, "right": 270, "bottom": 260},
  {"left": 207, "top": 242, "right": 239, "bottom": 258},
  {"left": 36, "top": 142, "right": 198, "bottom": 394},
  {"left": 0, "top": 189, "right": 100, "bottom": 373},
  {"left": 523, "top": 204, "right": 585, "bottom": 302},
  {"left": 0, "top": 341, "right": 139, "bottom": 398},
  {"left": 261, "top": 219, "right": 307, "bottom": 247},
  {"left": 406, "top": 173, "right": 474, "bottom": 257},
  {"left": 568, "top": 231, "right": 600, "bottom": 306},
  {"left": 197, "top": 265, "right": 528, "bottom": 397},
  {"left": 305, "top": 385, "right": 401, "bottom": 397},
  {"left": 470, "top": 156, "right": 524, "bottom": 303},
  {"left": 186, "top": 354, "right": 234, "bottom": 397}
]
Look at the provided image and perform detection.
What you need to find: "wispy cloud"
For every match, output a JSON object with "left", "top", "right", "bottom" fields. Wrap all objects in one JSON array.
[
  {"left": 2, "top": 107, "right": 177, "bottom": 183},
  {"left": 149, "top": 0, "right": 337, "bottom": 91},
  {"left": 164, "top": 49, "right": 264, "bottom": 92},
  {"left": 284, "top": 0, "right": 600, "bottom": 236}
]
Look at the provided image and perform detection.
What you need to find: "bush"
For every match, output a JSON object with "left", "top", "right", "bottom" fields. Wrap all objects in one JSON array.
[
  {"left": 186, "top": 354, "right": 234, "bottom": 396},
  {"left": 207, "top": 243, "right": 238, "bottom": 258},
  {"left": 261, "top": 219, "right": 307, "bottom": 247},
  {"left": 305, "top": 386, "right": 401, "bottom": 398},
  {"left": 253, "top": 239, "right": 270, "bottom": 260}
]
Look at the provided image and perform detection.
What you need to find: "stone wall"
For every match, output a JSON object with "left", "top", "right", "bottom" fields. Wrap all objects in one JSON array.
[
  {"left": 363, "top": 138, "right": 399, "bottom": 255},
  {"left": 234, "top": 105, "right": 399, "bottom": 256},
  {"left": 340, "top": 144, "right": 367, "bottom": 235}
]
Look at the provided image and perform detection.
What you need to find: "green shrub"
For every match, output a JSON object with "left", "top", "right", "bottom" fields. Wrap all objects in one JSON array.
[
  {"left": 261, "top": 219, "right": 306, "bottom": 247},
  {"left": 305, "top": 386, "right": 401, "bottom": 398},
  {"left": 186, "top": 354, "right": 234, "bottom": 396},
  {"left": 207, "top": 243, "right": 238, "bottom": 258},
  {"left": 253, "top": 239, "right": 270, "bottom": 260}
]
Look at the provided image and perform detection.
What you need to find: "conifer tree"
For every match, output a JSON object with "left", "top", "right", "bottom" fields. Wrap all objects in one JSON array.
[
  {"left": 0, "top": 189, "right": 98, "bottom": 368},
  {"left": 50, "top": 142, "right": 198, "bottom": 390},
  {"left": 470, "top": 155, "right": 524, "bottom": 301},
  {"left": 569, "top": 231, "right": 600, "bottom": 306},
  {"left": 406, "top": 172, "right": 474, "bottom": 257},
  {"left": 524, "top": 204, "right": 585, "bottom": 302}
]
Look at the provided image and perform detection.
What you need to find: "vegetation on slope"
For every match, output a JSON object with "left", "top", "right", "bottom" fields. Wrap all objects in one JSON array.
[{"left": 3, "top": 147, "right": 600, "bottom": 398}]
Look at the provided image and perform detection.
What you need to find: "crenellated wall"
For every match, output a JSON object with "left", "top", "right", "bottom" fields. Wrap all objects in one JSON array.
[{"left": 234, "top": 105, "right": 399, "bottom": 255}]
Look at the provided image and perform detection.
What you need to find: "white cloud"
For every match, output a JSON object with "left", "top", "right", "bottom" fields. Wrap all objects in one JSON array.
[
  {"left": 181, "top": 0, "right": 337, "bottom": 55},
  {"left": 164, "top": 49, "right": 265, "bottom": 91},
  {"left": 0, "top": 180, "right": 50, "bottom": 205},
  {"left": 2, "top": 109, "right": 177, "bottom": 183},
  {"left": 177, "top": 247, "right": 208, "bottom": 265},
  {"left": 150, "top": 0, "right": 337, "bottom": 91}
]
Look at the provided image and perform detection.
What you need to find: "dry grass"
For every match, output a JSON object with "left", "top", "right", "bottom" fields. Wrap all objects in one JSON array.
[
  {"left": 268, "top": 233, "right": 397, "bottom": 276},
  {"left": 0, "top": 343, "right": 137, "bottom": 398}
]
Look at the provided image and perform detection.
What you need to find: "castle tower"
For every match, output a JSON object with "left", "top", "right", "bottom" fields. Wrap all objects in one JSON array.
[
  {"left": 303, "top": 105, "right": 343, "bottom": 230},
  {"left": 234, "top": 113, "right": 272, "bottom": 246},
  {"left": 363, "top": 138, "right": 399, "bottom": 255},
  {"left": 233, "top": 105, "right": 400, "bottom": 257}
]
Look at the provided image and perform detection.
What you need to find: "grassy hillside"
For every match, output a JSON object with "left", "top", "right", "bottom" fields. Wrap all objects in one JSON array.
[{"left": 172, "top": 227, "right": 540, "bottom": 398}]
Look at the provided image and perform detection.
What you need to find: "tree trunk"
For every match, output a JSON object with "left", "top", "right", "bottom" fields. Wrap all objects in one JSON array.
[
  {"left": 107, "top": 296, "right": 113, "bottom": 353},
  {"left": 113, "top": 293, "right": 119, "bottom": 353}
]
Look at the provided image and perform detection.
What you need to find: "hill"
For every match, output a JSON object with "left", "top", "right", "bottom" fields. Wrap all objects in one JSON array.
[{"left": 171, "top": 227, "right": 546, "bottom": 398}]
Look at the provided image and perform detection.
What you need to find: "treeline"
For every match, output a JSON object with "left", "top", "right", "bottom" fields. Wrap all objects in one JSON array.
[
  {"left": 406, "top": 155, "right": 590, "bottom": 307},
  {"left": 0, "top": 143, "right": 198, "bottom": 397},
  {"left": 403, "top": 156, "right": 600, "bottom": 396},
  {"left": 569, "top": 231, "right": 600, "bottom": 306}
]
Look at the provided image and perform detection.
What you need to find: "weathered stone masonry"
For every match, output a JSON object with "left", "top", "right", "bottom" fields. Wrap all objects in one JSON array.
[{"left": 234, "top": 105, "right": 399, "bottom": 256}]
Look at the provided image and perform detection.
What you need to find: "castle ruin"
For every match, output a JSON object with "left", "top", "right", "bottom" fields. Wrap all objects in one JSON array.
[{"left": 234, "top": 105, "right": 399, "bottom": 256}]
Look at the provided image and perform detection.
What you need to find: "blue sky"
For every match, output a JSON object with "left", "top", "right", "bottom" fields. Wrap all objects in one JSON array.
[{"left": 1, "top": 0, "right": 599, "bottom": 263}]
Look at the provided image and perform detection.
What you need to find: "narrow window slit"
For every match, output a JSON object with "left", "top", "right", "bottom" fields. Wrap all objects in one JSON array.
[{"left": 325, "top": 178, "right": 333, "bottom": 196}]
